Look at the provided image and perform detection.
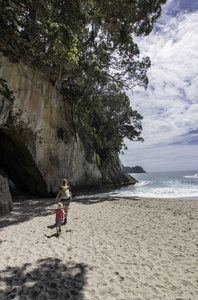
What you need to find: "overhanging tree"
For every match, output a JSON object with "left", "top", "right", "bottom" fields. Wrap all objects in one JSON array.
[{"left": 0, "top": 0, "right": 167, "bottom": 167}]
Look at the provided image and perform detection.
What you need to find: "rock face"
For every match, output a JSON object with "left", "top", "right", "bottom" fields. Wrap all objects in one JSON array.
[
  {"left": 122, "top": 165, "right": 146, "bottom": 173},
  {"left": 103, "top": 155, "right": 138, "bottom": 185},
  {"left": 0, "top": 55, "right": 136, "bottom": 196},
  {"left": 0, "top": 171, "right": 13, "bottom": 216}
]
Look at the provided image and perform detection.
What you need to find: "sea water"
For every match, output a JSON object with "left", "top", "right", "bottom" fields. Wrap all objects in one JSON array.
[
  {"left": 78, "top": 170, "right": 198, "bottom": 199},
  {"left": 112, "top": 170, "right": 198, "bottom": 199}
]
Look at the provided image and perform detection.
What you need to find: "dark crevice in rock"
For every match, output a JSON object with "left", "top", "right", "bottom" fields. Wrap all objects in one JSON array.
[{"left": 0, "top": 127, "right": 48, "bottom": 196}]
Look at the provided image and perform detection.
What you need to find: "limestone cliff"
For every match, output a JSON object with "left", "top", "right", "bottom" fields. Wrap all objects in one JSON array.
[
  {"left": 0, "top": 55, "right": 136, "bottom": 196},
  {"left": 0, "top": 171, "right": 13, "bottom": 216}
]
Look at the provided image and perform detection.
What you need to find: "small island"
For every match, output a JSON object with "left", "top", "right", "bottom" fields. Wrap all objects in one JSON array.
[{"left": 122, "top": 165, "right": 146, "bottom": 173}]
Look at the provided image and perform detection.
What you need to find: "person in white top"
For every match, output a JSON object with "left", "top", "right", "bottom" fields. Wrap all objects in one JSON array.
[{"left": 55, "top": 179, "right": 72, "bottom": 225}]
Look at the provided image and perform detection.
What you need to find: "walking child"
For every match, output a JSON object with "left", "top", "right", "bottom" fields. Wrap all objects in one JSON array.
[{"left": 51, "top": 202, "right": 65, "bottom": 236}]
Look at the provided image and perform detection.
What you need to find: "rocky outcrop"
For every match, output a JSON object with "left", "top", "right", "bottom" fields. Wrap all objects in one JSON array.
[
  {"left": 0, "top": 55, "right": 136, "bottom": 196},
  {"left": 0, "top": 171, "right": 13, "bottom": 216},
  {"left": 122, "top": 165, "right": 146, "bottom": 173},
  {"left": 102, "top": 154, "right": 137, "bottom": 185}
]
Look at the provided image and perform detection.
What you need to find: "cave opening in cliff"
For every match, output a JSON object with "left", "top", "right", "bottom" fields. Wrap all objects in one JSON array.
[{"left": 0, "top": 128, "right": 48, "bottom": 197}]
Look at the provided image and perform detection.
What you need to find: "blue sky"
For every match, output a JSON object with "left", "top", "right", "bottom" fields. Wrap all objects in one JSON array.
[{"left": 120, "top": 0, "right": 198, "bottom": 172}]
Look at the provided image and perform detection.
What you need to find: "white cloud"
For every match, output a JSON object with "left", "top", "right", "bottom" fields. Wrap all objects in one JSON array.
[{"left": 120, "top": 6, "right": 198, "bottom": 172}]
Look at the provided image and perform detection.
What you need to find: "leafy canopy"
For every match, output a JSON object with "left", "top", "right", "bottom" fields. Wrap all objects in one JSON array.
[
  {"left": 0, "top": 0, "right": 167, "bottom": 165},
  {"left": 0, "top": 0, "right": 167, "bottom": 85}
]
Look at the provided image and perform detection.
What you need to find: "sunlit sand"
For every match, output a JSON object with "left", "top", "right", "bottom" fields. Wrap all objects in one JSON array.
[{"left": 0, "top": 196, "right": 197, "bottom": 299}]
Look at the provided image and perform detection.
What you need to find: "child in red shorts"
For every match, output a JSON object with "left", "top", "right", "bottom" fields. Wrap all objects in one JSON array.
[{"left": 51, "top": 202, "right": 65, "bottom": 236}]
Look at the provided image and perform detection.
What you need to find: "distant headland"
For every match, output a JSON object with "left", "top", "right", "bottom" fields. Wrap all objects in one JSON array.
[{"left": 122, "top": 165, "right": 146, "bottom": 173}]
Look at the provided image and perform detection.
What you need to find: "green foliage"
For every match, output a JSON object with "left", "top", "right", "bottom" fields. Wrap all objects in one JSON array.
[
  {"left": 0, "top": 0, "right": 167, "bottom": 166},
  {"left": 0, "top": 0, "right": 87, "bottom": 79},
  {"left": 95, "top": 154, "right": 101, "bottom": 167},
  {"left": 0, "top": 0, "right": 166, "bottom": 84},
  {"left": 89, "top": 84, "right": 144, "bottom": 167}
]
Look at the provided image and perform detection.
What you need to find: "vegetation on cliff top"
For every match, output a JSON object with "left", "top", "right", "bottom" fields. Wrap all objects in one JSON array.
[
  {"left": 122, "top": 165, "right": 146, "bottom": 173},
  {"left": 0, "top": 0, "right": 167, "bottom": 168}
]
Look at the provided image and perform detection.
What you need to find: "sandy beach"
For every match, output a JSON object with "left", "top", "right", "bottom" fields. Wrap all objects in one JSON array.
[{"left": 0, "top": 196, "right": 197, "bottom": 300}]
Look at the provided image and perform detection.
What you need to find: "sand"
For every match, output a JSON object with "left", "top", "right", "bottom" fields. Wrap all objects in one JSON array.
[{"left": 0, "top": 196, "right": 197, "bottom": 300}]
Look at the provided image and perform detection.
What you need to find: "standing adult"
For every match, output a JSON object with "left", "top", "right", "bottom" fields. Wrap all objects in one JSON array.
[{"left": 55, "top": 179, "right": 72, "bottom": 225}]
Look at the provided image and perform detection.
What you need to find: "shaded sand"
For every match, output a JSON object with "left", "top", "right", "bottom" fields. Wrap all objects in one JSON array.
[{"left": 0, "top": 196, "right": 198, "bottom": 300}]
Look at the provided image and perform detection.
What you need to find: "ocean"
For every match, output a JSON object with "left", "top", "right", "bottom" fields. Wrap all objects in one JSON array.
[
  {"left": 112, "top": 170, "right": 198, "bottom": 199},
  {"left": 78, "top": 170, "right": 198, "bottom": 199}
]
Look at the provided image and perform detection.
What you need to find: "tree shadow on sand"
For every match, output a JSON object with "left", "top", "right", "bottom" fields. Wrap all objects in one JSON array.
[
  {"left": 73, "top": 195, "right": 141, "bottom": 205},
  {"left": 0, "top": 258, "right": 87, "bottom": 300},
  {"left": 0, "top": 196, "right": 141, "bottom": 229},
  {"left": 0, "top": 198, "right": 54, "bottom": 229}
]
